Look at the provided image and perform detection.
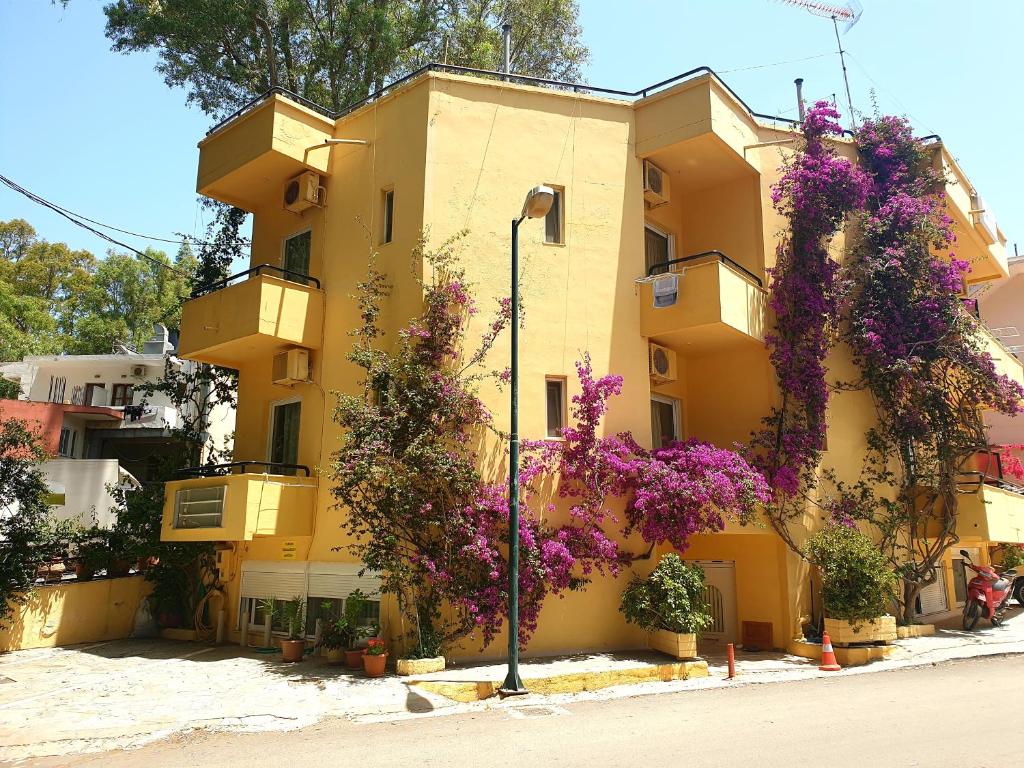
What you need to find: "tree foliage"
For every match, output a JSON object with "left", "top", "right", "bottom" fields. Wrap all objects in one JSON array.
[
  {"left": 805, "top": 523, "right": 896, "bottom": 624},
  {"left": 0, "top": 219, "right": 196, "bottom": 357},
  {"left": 619, "top": 554, "right": 713, "bottom": 635},
  {"left": 101, "top": 0, "right": 589, "bottom": 118},
  {"left": 0, "top": 412, "right": 71, "bottom": 624}
]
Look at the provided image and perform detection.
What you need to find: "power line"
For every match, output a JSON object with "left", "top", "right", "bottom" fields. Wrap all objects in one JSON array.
[
  {"left": 718, "top": 51, "right": 834, "bottom": 74},
  {"left": 0, "top": 174, "right": 250, "bottom": 251},
  {"left": 0, "top": 173, "right": 188, "bottom": 275}
]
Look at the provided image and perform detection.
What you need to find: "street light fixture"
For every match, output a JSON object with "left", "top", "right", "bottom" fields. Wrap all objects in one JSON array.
[{"left": 500, "top": 184, "right": 554, "bottom": 697}]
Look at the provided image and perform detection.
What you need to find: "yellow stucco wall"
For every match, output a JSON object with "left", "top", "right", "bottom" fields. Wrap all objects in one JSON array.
[
  {"left": 0, "top": 576, "right": 152, "bottom": 652},
  {"left": 170, "top": 69, "right": 1019, "bottom": 660}
]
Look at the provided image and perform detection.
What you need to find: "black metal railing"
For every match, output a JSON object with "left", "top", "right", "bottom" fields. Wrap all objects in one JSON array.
[
  {"left": 207, "top": 63, "right": 806, "bottom": 137},
  {"left": 175, "top": 461, "right": 312, "bottom": 477},
  {"left": 191, "top": 264, "right": 321, "bottom": 298},
  {"left": 646, "top": 250, "right": 764, "bottom": 288}
]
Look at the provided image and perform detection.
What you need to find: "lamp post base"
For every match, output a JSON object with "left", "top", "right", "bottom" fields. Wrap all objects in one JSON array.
[{"left": 498, "top": 671, "right": 529, "bottom": 697}]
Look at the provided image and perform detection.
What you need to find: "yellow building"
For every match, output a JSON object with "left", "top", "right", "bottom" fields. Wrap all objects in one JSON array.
[{"left": 162, "top": 65, "right": 1024, "bottom": 659}]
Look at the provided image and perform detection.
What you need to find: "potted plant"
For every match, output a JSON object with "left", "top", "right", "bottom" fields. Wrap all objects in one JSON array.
[
  {"left": 276, "top": 596, "right": 307, "bottom": 662},
  {"left": 342, "top": 590, "right": 371, "bottom": 668},
  {"left": 806, "top": 524, "right": 898, "bottom": 643},
  {"left": 363, "top": 637, "right": 388, "bottom": 677},
  {"left": 619, "top": 553, "right": 712, "bottom": 660},
  {"left": 320, "top": 613, "right": 350, "bottom": 665}
]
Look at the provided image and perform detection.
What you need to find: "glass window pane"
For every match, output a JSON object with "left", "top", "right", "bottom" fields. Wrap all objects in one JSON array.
[
  {"left": 383, "top": 190, "right": 394, "bottom": 244},
  {"left": 645, "top": 227, "right": 670, "bottom": 274},
  {"left": 546, "top": 380, "right": 564, "bottom": 437},
  {"left": 545, "top": 189, "right": 562, "bottom": 244},
  {"left": 283, "top": 231, "right": 311, "bottom": 282},
  {"left": 270, "top": 401, "right": 301, "bottom": 474},
  {"left": 650, "top": 399, "right": 678, "bottom": 449}
]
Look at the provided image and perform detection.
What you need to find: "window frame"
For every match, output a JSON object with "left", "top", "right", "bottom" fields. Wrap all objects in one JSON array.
[
  {"left": 172, "top": 485, "right": 227, "bottom": 529},
  {"left": 381, "top": 188, "right": 395, "bottom": 245},
  {"left": 267, "top": 397, "right": 302, "bottom": 475},
  {"left": 280, "top": 228, "right": 313, "bottom": 284},
  {"left": 240, "top": 593, "right": 382, "bottom": 639},
  {"left": 643, "top": 222, "right": 675, "bottom": 275},
  {"left": 58, "top": 427, "right": 75, "bottom": 457},
  {"left": 111, "top": 383, "right": 134, "bottom": 407},
  {"left": 650, "top": 394, "right": 683, "bottom": 449},
  {"left": 544, "top": 376, "right": 567, "bottom": 439},
  {"left": 544, "top": 185, "right": 566, "bottom": 245}
]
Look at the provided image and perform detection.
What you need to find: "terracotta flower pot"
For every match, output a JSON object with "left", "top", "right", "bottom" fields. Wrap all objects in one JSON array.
[
  {"left": 344, "top": 648, "right": 365, "bottom": 669},
  {"left": 325, "top": 647, "right": 344, "bottom": 664},
  {"left": 107, "top": 559, "right": 132, "bottom": 578},
  {"left": 74, "top": 562, "right": 96, "bottom": 582},
  {"left": 281, "top": 639, "right": 306, "bottom": 662},
  {"left": 363, "top": 652, "right": 388, "bottom": 678}
]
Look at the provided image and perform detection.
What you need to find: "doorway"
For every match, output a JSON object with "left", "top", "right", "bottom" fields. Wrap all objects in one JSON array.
[{"left": 687, "top": 559, "right": 738, "bottom": 646}]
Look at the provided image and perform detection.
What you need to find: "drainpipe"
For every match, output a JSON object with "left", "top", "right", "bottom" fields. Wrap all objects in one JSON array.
[
  {"left": 794, "top": 78, "right": 806, "bottom": 122},
  {"left": 502, "top": 23, "right": 512, "bottom": 81}
]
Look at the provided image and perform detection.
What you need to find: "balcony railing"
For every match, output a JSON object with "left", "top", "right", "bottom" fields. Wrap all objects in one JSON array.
[
  {"left": 175, "top": 461, "right": 312, "bottom": 477},
  {"left": 191, "top": 264, "right": 321, "bottom": 299},
  {"left": 646, "top": 250, "right": 764, "bottom": 288}
]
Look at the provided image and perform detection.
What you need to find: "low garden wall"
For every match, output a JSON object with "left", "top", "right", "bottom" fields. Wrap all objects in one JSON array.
[{"left": 0, "top": 575, "right": 152, "bottom": 652}]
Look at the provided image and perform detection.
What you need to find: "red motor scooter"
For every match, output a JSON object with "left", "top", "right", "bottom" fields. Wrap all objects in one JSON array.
[{"left": 961, "top": 549, "right": 1017, "bottom": 630}]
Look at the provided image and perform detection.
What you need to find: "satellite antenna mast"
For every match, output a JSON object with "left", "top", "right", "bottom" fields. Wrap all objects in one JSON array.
[{"left": 776, "top": 0, "right": 863, "bottom": 129}]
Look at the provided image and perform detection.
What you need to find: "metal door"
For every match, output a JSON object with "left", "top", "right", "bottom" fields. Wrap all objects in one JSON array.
[{"left": 687, "top": 560, "right": 738, "bottom": 646}]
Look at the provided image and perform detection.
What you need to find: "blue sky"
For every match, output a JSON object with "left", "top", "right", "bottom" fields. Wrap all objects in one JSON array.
[{"left": 1, "top": 1, "right": 1021, "bottom": 259}]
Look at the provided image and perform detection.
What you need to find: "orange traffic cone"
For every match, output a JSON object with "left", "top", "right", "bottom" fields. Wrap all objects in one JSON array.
[{"left": 819, "top": 632, "right": 842, "bottom": 672}]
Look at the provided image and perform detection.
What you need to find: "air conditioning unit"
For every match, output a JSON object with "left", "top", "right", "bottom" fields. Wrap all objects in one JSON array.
[
  {"left": 648, "top": 343, "right": 677, "bottom": 384},
  {"left": 643, "top": 160, "right": 670, "bottom": 207},
  {"left": 130, "top": 365, "right": 146, "bottom": 378},
  {"left": 283, "top": 171, "right": 323, "bottom": 214},
  {"left": 272, "top": 348, "right": 310, "bottom": 385}
]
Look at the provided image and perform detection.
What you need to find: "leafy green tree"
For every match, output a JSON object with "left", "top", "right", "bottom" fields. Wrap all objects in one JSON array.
[
  {"left": 100, "top": 0, "right": 588, "bottom": 118},
  {"left": 188, "top": 203, "right": 249, "bottom": 292},
  {"left": 0, "top": 413, "right": 70, "bottom": 624}
]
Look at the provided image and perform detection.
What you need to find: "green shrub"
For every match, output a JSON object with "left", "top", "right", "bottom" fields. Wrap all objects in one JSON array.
[
  {"left": 805, "top": 524, "right": 896, "bottom": 623},
  {"left": 619, "top": 554, "right": 712, "bottom": 634}
]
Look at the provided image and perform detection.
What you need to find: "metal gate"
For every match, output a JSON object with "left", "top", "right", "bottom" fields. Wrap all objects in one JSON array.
[
  {"left": 687, "top": 560, "right": 737, "bottom": 645},
  {"left": 917, "top": 567, "right": 948, "bottom": 616}
]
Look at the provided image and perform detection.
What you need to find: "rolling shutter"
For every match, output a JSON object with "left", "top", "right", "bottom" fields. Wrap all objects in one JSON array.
[
  {"left": 240, "top": 561, "right": 306, "bottom": 600},
  {"left": 307, "top": 563, "right": 381, "bottom": 600},
  {"left": 918, "top": 569, "right": 948, "bottom": 616}
]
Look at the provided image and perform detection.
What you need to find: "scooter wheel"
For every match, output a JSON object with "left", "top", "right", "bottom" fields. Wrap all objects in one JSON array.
[
  {"left": 963, "top": 601, "right": 981, "bottom": 631},
  {"left": 1014, "top": 580, "right": 1024, "bottom": 608}
]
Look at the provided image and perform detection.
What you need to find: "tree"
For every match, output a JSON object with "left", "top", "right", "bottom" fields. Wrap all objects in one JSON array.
[
  {"left": 188, "top": 202, "right": 249, "bottom": 292},
  {"left": 100, "top": 0, "right": 589, "bottom": 118},
  {"left": 0, "top": 412, "right": 69, "bottom": 624}
]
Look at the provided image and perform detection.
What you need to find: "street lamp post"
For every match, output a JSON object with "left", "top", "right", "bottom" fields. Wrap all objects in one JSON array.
[{"left": 500, "top": 185, "right": 554, "bottom": 696}]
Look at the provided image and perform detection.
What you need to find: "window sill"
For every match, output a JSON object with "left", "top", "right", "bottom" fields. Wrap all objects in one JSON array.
[
  {"left": 542, "top": 436, "right": 566, "bottom": 442},
  {"left": 542, "top": 241, "right": 567, "bottom": 248}
]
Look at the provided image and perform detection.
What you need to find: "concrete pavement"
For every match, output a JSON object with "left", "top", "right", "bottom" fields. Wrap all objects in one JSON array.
[{"left": 24, "top": 653, "right": 1023, "bottom": 768}]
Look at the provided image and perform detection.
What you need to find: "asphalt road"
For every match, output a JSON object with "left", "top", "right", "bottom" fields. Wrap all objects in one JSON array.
[{"left": 27, "top": 654, "right": 1022, "bottom": 768}]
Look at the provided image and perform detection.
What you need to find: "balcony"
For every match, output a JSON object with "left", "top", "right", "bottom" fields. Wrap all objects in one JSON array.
[
  {"left": 178, "top": 266, "right": 324, "bottom": 368},
  {"left": 161, "top": 462, "right": 317, "bottom": 543},
  {"left": 928, "top": 141, "right": 1009, "bottom": 283},
  {"left": 197, "top": 92, "right": 335, "bottom": 210},
  {"left": 978, "top": 323, "right": 1024, "bottom": 389},
  {"left": 639, "top": 252, "right": 766, "bottom": 353}
]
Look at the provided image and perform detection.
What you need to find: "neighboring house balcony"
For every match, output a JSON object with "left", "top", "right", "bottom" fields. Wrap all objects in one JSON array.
[
  {"left": 197, "top": 92, "right": 335, "bottom": 211},
  {"left": 977, "top": 322, "right": 1024, "bottom": 389},
  {"left": 957, "top": 450, "right": 1024, "bottom": 544},
  {"left": 177, "top": 266, "right": 324, "bottom": 369},
  {"left": 639, "top": 251, "right": 766, "bottom": 353},
  {"left": 161, "top": 462, "right": 317, "bottom": 543},
  {"left": 926, "top": 139, "right": 1009, "bottom": 283}
]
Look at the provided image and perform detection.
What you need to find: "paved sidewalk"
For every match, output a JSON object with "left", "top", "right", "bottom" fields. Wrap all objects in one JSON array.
[{"left": 1, "top": 605, "right": 1022, "bottom": 762}]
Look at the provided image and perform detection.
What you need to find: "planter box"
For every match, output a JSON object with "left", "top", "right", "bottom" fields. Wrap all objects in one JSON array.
[
  {"left": 896, "top": 624, "right": 935, "bottom": 639},
  {"left": 824, "top": 616, "right": 897, "bottom": 645},
  {"left": 648, "top": 629, "right": 698, "bottom": 660},
  {"left": 396, "top": 656, "right": 446, "bottom": 676}
]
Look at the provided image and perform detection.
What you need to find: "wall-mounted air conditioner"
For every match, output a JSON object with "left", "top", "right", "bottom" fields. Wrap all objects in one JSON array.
[
  {"left": 648, "top": 343, "right": 677, "bottom": 384},
  {"left": 284, "top": 171, "right": 323, "bottom": 214},
  {"left": 643, "top": 160, "right": 670, "bottom": 208},
  {"left": 131, "top": 365, "right": 146, "bottom": 378},
  {"left": 272, "top": 348, "right": 310, "bottom": 386}
]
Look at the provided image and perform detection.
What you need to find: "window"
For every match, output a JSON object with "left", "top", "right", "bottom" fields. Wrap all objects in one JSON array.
[
  {"left": 650, "top": 395, "right": 681, "bottom": 449},
  {"left": 111, "top": 384, "right": 134, "bottom": 407},
  {"left": 173, "top": 485, "right": 226, "bottom": 529},
  {"left": 83, "top": 382, "right": 106, "bottom": 407},
  {"left": 644, "top": 224, "right": 673, "bottom": 275},
  {"left": 283, "top": 230, "right": 312, "bottom": 283},
  {"left": 545, "top": 377, "right": 566, "bottom": 438},
  {"left": 381, "top": 189, "right": 395, "bottom": 244},
  {"left": 544, "top": 186, "right": 564, "bottom": 244},
  {"left": 269, "top": 400, "right": 302, "bottom": 475},
  {"left": 58, "top": 427, "right": 76, "bottom": 457},
  {"left": 305, "top": 595, "right": 381, "bottom": 636}
]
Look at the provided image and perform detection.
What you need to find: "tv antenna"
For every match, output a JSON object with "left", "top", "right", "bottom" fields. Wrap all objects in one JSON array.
[{"left": 776, "top": 0, "right": 863, "bottom": 128}]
